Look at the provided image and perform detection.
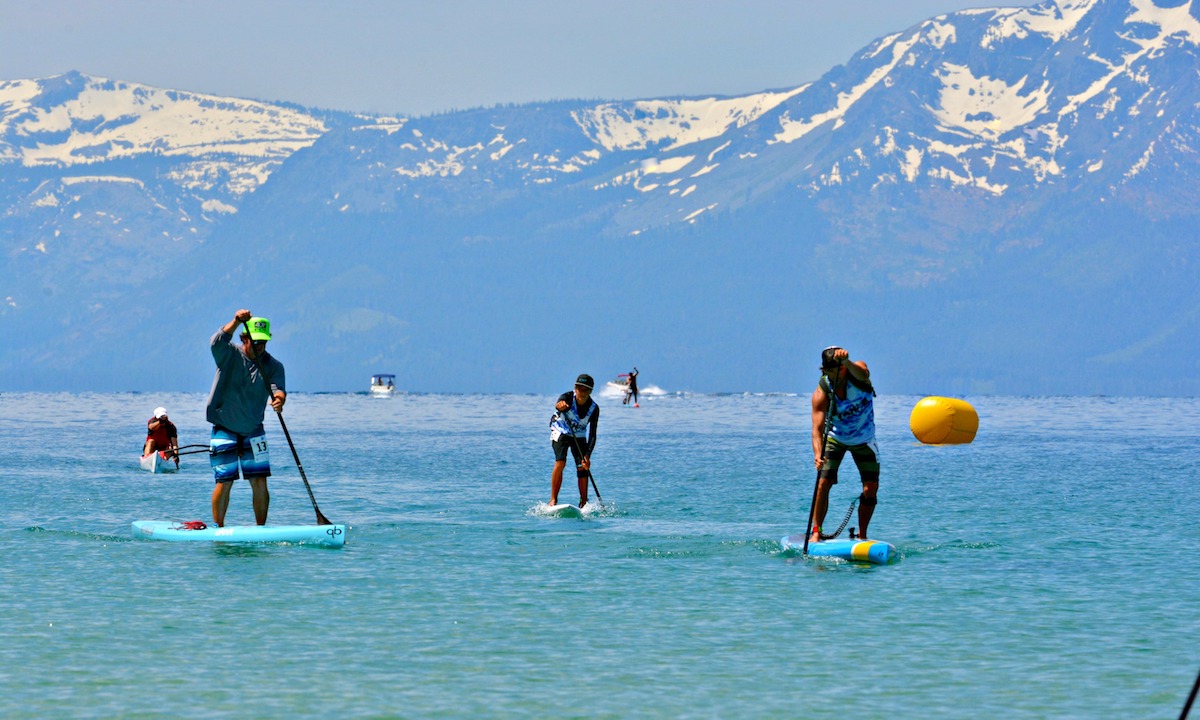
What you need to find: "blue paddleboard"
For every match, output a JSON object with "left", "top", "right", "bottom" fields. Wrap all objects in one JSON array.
[
  {"left": 781, "top": 534, "right": 895, "bottom": 564},
  {"left": 132, "top": 521, "right": 347, "bottom": 547}
]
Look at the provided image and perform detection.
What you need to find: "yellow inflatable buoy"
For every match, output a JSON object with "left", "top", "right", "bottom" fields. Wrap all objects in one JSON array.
[{"left": 910, "top": 397, "right": 978, "bottom": 445}]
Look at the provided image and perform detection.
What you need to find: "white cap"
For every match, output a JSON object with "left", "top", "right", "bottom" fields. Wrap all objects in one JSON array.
[{"left": 154, "top": 407, "right": 167, "bottom": 418}]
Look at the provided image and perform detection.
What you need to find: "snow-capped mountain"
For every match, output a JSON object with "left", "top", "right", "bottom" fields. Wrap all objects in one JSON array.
[
  {"left": 785, "top": 0, "right": 1200, "bottom": 197},
  {"left": 0, "top": 70, "right": 330, "bottom": 192},
  {"left": 281, "top": 0, "right": 1199, "bottom": 231},
  {"left": 2, "top": 0, "right": 1197, "bottom": 394}
]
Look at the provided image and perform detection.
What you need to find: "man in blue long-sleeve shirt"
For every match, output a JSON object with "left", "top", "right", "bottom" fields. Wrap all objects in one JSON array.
[{"left": 206, "top": 309, "right": 286, "bottom": 527}]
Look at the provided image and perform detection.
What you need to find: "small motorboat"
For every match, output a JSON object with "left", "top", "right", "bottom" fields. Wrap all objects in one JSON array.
[{"left": 370, "top": 374, "right": 396, "bottom": 396}]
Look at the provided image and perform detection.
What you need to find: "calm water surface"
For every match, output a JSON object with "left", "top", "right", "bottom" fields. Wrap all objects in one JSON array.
[{"left": 1, "top": 391, "right": 1197, "bottom": 718}]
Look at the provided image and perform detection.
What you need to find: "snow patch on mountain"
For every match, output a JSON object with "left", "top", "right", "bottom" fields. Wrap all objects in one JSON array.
[
  {"left": 61, "top": 175, "right": 146, "bottom": 189},
  {"left": 393, "top": 135, "right": 485, "bottom": 178},
  {"left": 574, "top": 89, "right": 806, "bottom": 152},
  {"left": 1060, "top": 0, "right": 1200, "bottom": 116},
  {"left": 353, "top": 118, "right": 407, "bottom": 135},
  {"left": 202, "top": 198, "right": 237, "bottom": 214},
  {"left": 932, "top": 64, "right": 1051, "bottom": 139},
  {"left": 1129, "top": 0, "right": 1200, "bottom": 41},
  {"left": 982, "top": 0, "right": 1098, "bottom": 47},
  {"left": 773, "top": 33, "right": 922, "bottom": 144},
  {"left": 923, "top": 21, "right": 959, "bottom": 50}
]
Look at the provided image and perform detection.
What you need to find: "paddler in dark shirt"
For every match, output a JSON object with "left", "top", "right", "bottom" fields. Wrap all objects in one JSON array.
[
  {"left": 624, "top": 366, "right": 639, "bottom": 407},
  {"left": 549, "top": 374, "right": 599, "bottom": 507},
  {"left": 206, "top": 309, "right": 286, "bottom": 527}
]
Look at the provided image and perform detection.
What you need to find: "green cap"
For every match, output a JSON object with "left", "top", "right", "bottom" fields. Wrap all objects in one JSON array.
[{"left": 247, "top": 317, "right": 272, "bottom": 341}]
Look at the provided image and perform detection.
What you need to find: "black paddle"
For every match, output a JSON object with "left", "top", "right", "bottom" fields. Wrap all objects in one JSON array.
[
  {"left": 273, "top": 407, "right": 332, "bottom": 526},
  {"left": 1182, "top": 665, "right": 1200, "bottom": 719},
  {"left": 174, "top": 447, "right": 213, "bottom": 457},
  {"left": 803, "top": 379, "right": 836, "bottom": 555},
  {"left": 562, "top": 413, "right": 603, "bottom": 507},
  {"left": 242, "top": 320, "right": 333, "bottom": 526},
  {"left": 170, "top": 444, "right": 209, "bottom": 457}
]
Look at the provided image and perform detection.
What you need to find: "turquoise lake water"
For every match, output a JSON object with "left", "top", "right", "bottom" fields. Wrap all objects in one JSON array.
[{"left": 2, "top": 390, "right": 1197, "bottom": 718}]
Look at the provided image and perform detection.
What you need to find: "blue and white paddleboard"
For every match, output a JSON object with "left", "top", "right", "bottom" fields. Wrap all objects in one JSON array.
[
  {"left": 132, "top": 521, "right": 347, "bottom": 547},
  {"left": 780, "top": 534, "right": 896, "bottom": 564}
]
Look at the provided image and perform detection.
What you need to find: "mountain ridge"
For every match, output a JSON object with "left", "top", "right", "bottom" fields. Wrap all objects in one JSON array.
[{"left": 2, "top": 0, "right": 1197, "bottom": 395}]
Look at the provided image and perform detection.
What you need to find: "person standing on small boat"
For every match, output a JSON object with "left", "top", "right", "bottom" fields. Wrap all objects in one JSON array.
[
  {"left": 624, "top": 366, "right": 639, "bottom": 407},
  {"left": 143, "top": 406, "right": 179, "bottom": 468},
  {"left": 810, "top": 346, "right": 878, "bottom": 544},
  {"left": 549, "top": 374, "right": 600, "bottom": 508},
  {"left": 206, "top": 309, "right": 286, "bottom": 527}
]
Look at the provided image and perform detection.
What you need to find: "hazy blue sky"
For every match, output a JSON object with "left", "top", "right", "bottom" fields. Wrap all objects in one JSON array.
[{"left": 2, "top": 0, "right": 1038, "bottom": 116}]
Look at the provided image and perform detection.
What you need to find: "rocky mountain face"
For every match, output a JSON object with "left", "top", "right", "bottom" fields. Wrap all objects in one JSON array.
[{"left": 2, "top": 0, "right": 1197, "bottom": 394}]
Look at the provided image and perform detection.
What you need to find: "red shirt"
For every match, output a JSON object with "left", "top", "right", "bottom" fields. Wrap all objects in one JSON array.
[{"left": 146, "top": 417, "right": 178, "bottom": 448}]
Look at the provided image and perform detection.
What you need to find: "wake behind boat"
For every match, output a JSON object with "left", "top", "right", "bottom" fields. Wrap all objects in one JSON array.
[
  {"left": 131, "top": 520, "right": 347, "bottom": 547},
  {"left": 598, "top": 380, "right": 666, "bottom": 401},
  {"left": 780, "top": 534, "right": 896, "bottom": 564},
  {"left": 605, "top": 374, "right": 630, "bottom": 392}
]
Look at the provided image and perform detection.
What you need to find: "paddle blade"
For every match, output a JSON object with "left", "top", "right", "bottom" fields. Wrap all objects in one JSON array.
[{"left": 315, "top": 510, "right": 333, "bottom": 526}]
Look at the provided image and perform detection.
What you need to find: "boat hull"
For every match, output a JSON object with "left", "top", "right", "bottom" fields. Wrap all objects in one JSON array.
[{"left": 139, "top": 451, "right": 178, "bottom": 473}]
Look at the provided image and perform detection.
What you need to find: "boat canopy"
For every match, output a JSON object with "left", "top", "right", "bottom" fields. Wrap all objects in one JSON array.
[{"left": 371, "top": 374, "right": 396, "bottom": 383}]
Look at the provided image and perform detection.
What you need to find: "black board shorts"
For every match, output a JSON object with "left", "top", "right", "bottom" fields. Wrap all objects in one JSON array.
[{"left": 552, "top": 435, "right": 588, "bottom": 464}]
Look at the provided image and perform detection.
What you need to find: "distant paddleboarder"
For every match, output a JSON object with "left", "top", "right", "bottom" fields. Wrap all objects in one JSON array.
[
  {"left": 623, "top": 366, "right": 639, "bottom": 407},
  {"left": 207, "top": 309, "right": 286, "bottom": 527},
  {"left": 810, "top": 346, "right": 878, "bottom": 544},
  {"left": 549, "top": 374, "right": 600, "bottom": 508}
]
